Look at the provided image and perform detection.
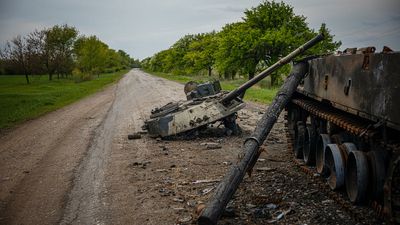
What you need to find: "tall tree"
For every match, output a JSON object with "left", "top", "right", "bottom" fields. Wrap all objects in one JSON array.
[
  {"left": 44, "top": 24, "right": 78, "bottom": 80},
  {"left": 117, "top": 50, "right": 132, "bottom": 69},
  {"left": 1, "top": 36, "right": 30, "bottom": 84},
  {"left": 243, "top": 1, "right": 340, "bottom": 85},
  {"left": 215, "top": 22, "right": 267, "bottom": 80},
  {"left": 311, "top": 23, "right": 342, "bottom": 55},
  {"left": 184, "top": 32, "right": 218, "bottom": 76},
  {"left": 144, "top": 1, "right": 341, "bottom": 85},
  {"left": 26, "top": 29, "right": 46, "bottom": 75},
  {"left": 75, "top": 35, "right": 108, "bottom": 76}
]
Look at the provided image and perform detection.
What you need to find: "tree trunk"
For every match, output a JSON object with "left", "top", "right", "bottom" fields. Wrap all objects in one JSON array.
[
  {"left": 25, "top": 74, "right": 30, "bottom": 84},
  {"left": 223, "top": 72, "right": 229, "bottom": 80},
  {"left": 198, "top": 62, "right": 308, "bottom": 225},
  {"left": 208, "top": 67, "right": 212, "bottom": 76},
  {"left": 49, "top": 73, "right": 53, "bottom": 81}
]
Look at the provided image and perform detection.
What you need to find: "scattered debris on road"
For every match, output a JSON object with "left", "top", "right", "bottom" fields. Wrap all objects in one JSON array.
[{"left": 127, "top": 132, "right": 142, "bottom": 140}]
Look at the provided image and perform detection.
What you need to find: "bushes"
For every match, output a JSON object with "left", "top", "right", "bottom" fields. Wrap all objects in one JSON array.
[{"left": 72, "top": 68, "right": 92, "bottom": 83}]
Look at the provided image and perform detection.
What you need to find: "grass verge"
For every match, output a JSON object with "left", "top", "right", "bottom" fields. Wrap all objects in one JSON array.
[
  {"left": 144, "top": 69, "right": 278, "bottom": 105},
  {"left": 0, "top": 70, "right": 128, "bottom": 129}
]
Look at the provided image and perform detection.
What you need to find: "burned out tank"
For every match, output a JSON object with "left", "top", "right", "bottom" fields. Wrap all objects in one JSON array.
[
  {"left": 285, "top": 47, "right": 400, "bottom": 223},
  {"left": 144, "top": 83, "right": 245, "bottom": 137},
  {"left": 143, "top": 34, "right": 324, "bottom": 138}
]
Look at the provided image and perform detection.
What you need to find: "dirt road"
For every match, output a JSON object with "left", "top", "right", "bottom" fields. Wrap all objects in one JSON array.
[
  {"left": 0, "top": 69, "right": 375, "bottom": 225},
  {"left": 0, "top": 69, "right": 185, "bottom": 224}
]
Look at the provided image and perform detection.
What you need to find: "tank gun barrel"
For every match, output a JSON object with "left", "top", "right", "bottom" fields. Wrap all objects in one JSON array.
[{"left": 221, "top": 33, "right": 325, "bottom": 104}]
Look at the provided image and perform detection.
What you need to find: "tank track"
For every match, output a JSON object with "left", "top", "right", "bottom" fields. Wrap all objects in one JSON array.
[{"left": 284, "top": 97, "right": 400, "bottom": 224}]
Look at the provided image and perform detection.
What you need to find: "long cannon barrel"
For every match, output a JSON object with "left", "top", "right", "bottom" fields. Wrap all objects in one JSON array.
[{"left": 221, "top": 33, "right": 325, "bottom": 104}]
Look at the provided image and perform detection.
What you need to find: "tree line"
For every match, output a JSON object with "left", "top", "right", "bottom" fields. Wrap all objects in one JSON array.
[
  {"left": 141, "top": 1, "right": 341, "bottom": 86},
  {"left": 0, "top": 24, "right": 140, "bottom": 84}
]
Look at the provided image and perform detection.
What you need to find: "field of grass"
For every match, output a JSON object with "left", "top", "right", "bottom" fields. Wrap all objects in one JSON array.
[
  {"left": 145, "top": 70, "right": 278, "bottom": 105},
  {"left": 0, "top": 70, "right": 128, "bottom": 129}
]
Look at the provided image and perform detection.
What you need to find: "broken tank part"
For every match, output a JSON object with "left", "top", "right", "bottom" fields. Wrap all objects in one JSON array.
[{"left": 184, "top": 80, "right": 221, "bottom": 100}]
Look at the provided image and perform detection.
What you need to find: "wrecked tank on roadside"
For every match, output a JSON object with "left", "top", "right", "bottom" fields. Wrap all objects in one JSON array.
[
  {"left": 143, "top": 34, "right": 324, "bottom": 139},
  {"left": 143, "top": 80, "right": 244, "bottom": 137}
]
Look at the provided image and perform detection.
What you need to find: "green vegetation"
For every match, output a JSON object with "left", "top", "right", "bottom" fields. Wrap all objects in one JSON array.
[
  {"left": 142, "top": 1, "right": 341, "bottom": 87},
  {"left": 0, "top": 24, "right": 140, "bottom": 83},
  {"left": 220, "top": 81, "right": 277, "bottom": 104},
  {"left": 0, "top": 24, "right": 139, "bottom": 130},
  {"left": 0, "top": 70, "right": 127, "bottom": 129},
  {"left": 145, "top": 69, "right": 278, "bottom": 104}
]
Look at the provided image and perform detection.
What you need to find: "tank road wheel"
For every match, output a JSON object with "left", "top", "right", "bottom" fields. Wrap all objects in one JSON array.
[
  {"left": 367, "top": 150, "right": 387, "bottom": 201},
  {"left": 316, "top": 134, "right": 332, "bottom": 176},
  {"left": 303, "top": 124, "right": 317, "bottom": 165},
  {"left": 287, "top": 104, "right": 301, "bottom": 138},
  {"left": 325, "top": 144, "right": 346, "bottom": 190},
  {"left": 391, "top": 156, "right": 400, "bottom": 224},
  {"left": 294, "top": 121, "right": 305, "bottom": 159},
  {"left": 384, "top": 155, "right": 400, "bottom": 223},
  {"left": 345, "top": 150, "right": 370, "bottom": 204},
  {"left": 341, "top": 142, "right": 358, "bottom": 164}
]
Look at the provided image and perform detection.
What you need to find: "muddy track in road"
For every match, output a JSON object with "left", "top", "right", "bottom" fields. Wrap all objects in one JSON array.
[{"left": 0, "top": 69, "right": 375, "bottom": 225}]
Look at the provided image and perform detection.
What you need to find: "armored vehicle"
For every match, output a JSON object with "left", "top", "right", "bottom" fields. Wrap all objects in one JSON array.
[
  {"left": 144, "top": 87, "right": 245, "bottom": 137},
  {"left": 143, "top": 34, "right": 324, "bottom": 138},
  {"left": 286, "top": 47, "right": 400, "bottom": 223}
]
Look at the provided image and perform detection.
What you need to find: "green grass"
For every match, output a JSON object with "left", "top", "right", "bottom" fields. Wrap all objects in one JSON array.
[
  {"left": 144, "top": 69, "right": 278, "bottom": 105},
  {"left": 0, "top": 70, "right": 127, "bottom": 129}
]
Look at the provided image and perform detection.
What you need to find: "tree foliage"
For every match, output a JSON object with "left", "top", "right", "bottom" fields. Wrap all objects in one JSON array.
[
  {"left": 75, "top": 35, "right": 108, "bottom": 76},
  {"left": 142, "top": 1, "right": 341, "bottom": 86},
  {"left": 0, "top": 24, "right": 138, "bottom": 83},
  {"left": 44, "top": 24, "right": 78, "bottom": 80},
  {"left": 184, "top": 32, "right": 218, "bottom": 76}
]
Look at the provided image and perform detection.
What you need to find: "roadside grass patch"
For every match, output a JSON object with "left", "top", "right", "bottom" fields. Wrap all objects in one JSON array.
[
  {"left": 0, "top": 70, "right": 127, "bottom": 129},
  {"left": 144, "top": 69, "right": 278, "bottom": 105}
]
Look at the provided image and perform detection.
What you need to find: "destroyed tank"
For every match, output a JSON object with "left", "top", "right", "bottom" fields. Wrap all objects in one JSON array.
[
  {"left": 286, "top": 47, "right": 400, "bottom": 223},
  {"left": 144, "top": 80, "right": 245, "bottom": 137},
  {"left": 143, "top": 34, "right": 324, "bottom": 138}
]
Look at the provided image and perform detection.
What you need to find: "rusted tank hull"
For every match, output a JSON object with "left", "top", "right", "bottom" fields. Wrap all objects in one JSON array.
[
  {"left": 287, "top": 50, "right": 400, "bottom": 223},
  {"left": 298, "top": 52, "right": 400, "bottom": 130}
]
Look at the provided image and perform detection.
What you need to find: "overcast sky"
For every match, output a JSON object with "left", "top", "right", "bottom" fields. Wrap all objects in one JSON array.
[{"left": 0, "top": 0, "right": 399, "bottom": 59}]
